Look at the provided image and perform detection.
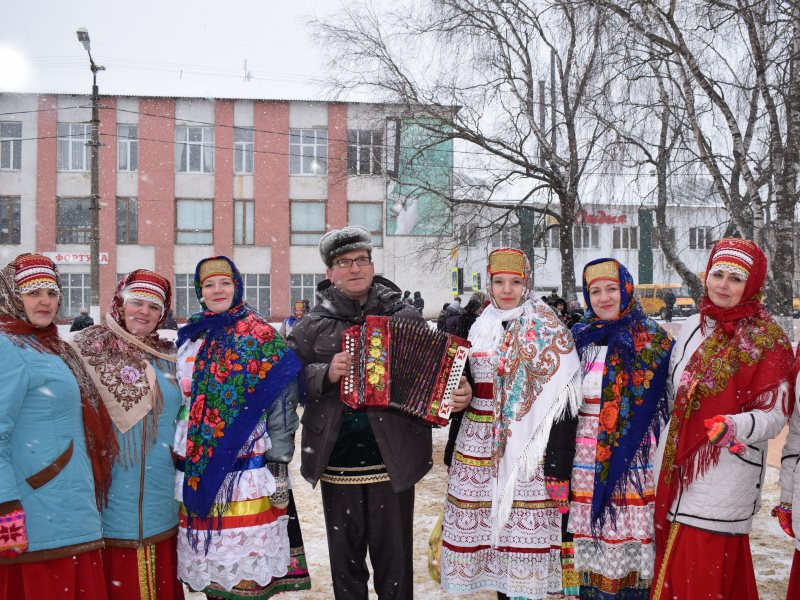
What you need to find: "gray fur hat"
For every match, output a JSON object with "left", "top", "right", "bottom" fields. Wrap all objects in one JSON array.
[{"left": 319, "top": 226, "right": 373, "bottom": 267}]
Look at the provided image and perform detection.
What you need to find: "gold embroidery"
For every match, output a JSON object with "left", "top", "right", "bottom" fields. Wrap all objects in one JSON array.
[
  {"left": 651, "top": 522, "right": 680, "bottom": 600},
  {"left": 319, "top": 472, "right": 391, "bottom": 485},
  {"left": 136, "top": 545, "right": 156, "bottom": 600}
]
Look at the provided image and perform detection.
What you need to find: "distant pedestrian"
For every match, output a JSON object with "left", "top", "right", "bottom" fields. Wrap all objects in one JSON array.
[
  {"left": 663, "top": 288, "right": 676, "bottom": 322},
  {"left": 402, "top": 290, "right": 413, "bottom": 305},
  {"left": 443, "top": 300, "right": 464, "bottom": 335},
  {"left": 69, "top": 307, "right": 94, "bottom": 332},
  {"left": 546, "top": 288, "right": 559, "bottom": 304},
  {"left": 436, "top": 303, "right": 450, "bottom": 331},
  {"left": 279, "top": 299, "right": 309, "bottom": 338},
  {"left": 162, "top": 308, "right": 178, "bottom": 330},
  {"left": 412, "top": 291, "right": 424, "bottom": 313}
]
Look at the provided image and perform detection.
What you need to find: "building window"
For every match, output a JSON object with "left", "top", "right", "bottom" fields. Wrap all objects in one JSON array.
[
  {"left": 291, "top": 201, "right": 326, "bottom": 245},
  {"left": 59, "top": 273, "right": 90, "bottom": 319},
  {"left": 0, "top": 122, "right": 22, "bottom": 170},
  {"left": 491, "top": 225, "right": 520, "bottom": 248},
  {"left": 234, "top": 199, "right": 254, "bottom": 245},
  {"left": 348, "top": 202, "right": 383, "bottom": 247},
  {"left": 612, "top": 226, "right": 638, "bottom": 250},
  {"left": 243, "top": 273, "right": 270, "bottom": 316},
  {"left": 0, "top": 197, "right": 21, "bottom": 244},
  {"left": 57, "top": 198, "right": 92, "bottom": 244},
  {"left": 347, "top": 129, "right": 383, "bottom": 175},
  {"left": 689, "top": 226, "right": 714, "bottom": 250},
  {"left": 176, "top": 199, "right": 213, "bottom": 245},
  {"left": 175, "top": 125, "right": 214, "bottom": 173},
  {"left": 573, "top": 224, "right": 599, "bottom": 249},
  {"left": 533, "top": 225, "right": 560, "bottom": 249},
  {"left": 234, "top": 127, "right": 254, "bottom": 174},
  {"left": 457, "top": 223, "right": 477, "bottom": 247},
  {"left": 116, "top": 124, "right": 138, "bottom": 171},
  {"left": 174, "top": 274, "right": 202, "bottom": 319},
  {"left": 57, "top": 123, "right": 90, "bottom": 171},
  {"left": 116, "top": 197, "right": 138, "bottom": 244},
  {"left": 291, "top": 273, "right": 324, "bottom": 307},
  {"left": 289, "top": 128, "right": 327, "bottom": 175},
  {"left": 651, "top": 226, "right": 675, "bottom": 249}
]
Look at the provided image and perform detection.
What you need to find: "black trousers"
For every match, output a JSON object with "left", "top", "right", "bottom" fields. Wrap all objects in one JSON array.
[{"left": 320, "top": 480, "right": 415, "bottom": 600}]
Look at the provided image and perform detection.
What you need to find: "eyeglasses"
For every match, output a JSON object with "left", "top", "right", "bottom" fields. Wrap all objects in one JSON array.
[{"left": 334, "top": 256, "right": 372, "bottom": 269}]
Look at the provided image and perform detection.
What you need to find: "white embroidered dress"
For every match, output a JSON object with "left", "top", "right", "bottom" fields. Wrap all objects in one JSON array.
[
  {"left": 568, "top": 347, "right": 656, "bottom": 586},
  {"left": 440, "top": 349, "right": 563, "bottom": 598},
  {"left": 174, "top": 338, "right": 290, "bottom": 592}
]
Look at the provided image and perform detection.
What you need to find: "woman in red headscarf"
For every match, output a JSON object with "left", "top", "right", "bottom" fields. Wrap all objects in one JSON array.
[{"left": 651, "top": 238, "right": 794, "bottom": 600}]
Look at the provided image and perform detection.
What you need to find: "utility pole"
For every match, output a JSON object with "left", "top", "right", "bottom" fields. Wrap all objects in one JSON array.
[{"left": 76, "top": 28, "right": 104, "bottom": 320}]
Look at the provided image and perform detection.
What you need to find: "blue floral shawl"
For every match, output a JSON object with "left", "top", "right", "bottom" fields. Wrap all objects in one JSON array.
[
  {"left": 177, "top": 256, "right": 303, "bottom": 549},
  {"left": 571, "top": 258, "right": 674, "bottom": 529}
]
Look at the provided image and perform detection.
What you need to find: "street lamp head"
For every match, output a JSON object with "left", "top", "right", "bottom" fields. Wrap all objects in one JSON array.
[{"left": 76, "top": 28, "right": 91, "bottom": 53}]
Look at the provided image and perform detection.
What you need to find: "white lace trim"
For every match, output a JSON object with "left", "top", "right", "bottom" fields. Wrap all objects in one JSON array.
[
  {"left": 175, "top": 466, "right": 276, "bottom": 502},
  {"left": 178, "top": 518, "right": 290, "bottom": 591}
]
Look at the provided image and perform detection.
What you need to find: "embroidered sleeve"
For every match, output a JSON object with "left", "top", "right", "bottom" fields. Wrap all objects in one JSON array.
[{"left": 0, "top": 501, "right": 27, "bottom": 557}]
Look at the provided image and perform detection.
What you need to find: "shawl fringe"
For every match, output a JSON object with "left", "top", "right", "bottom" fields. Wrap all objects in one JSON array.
[{"left": 491, "top": 365, "right": 581, "bottom": 546}]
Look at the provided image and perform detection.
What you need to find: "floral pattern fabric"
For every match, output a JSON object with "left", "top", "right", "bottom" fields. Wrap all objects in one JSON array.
[
  {"left": 569, "top": 350, "right": 655, "bottom": 597},
  {"left": 183, "top": 311, "right": 287, "bottom": 495},
  {"left": 175, "top": 256, "right": 304, "bottom": 535},
  {"left": 571, "top": 259, "right": 673, "bottom": 529}
]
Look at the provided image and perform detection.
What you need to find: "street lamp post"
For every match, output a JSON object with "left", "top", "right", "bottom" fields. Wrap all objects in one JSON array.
[{"left": 76, "top": 27, "right": 104, "bottom": 320}]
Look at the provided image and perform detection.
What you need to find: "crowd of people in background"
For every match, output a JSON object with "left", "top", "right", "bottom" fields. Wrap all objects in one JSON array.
[{"left": 1, "top": 230, "right": 798, "bottom": 600}]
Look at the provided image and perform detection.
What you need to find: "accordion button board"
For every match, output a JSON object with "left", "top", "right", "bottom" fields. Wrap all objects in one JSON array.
[{"left": 340, "top": 315, "right": 471, "bottom": 427}]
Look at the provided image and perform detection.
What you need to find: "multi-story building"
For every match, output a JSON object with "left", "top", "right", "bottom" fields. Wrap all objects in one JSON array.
[
  {"left": 452, "top": 197, "right": 799, "bottom": 302},
  {"left": 0, "top": 92, "right": 455, "bottom": 320}
]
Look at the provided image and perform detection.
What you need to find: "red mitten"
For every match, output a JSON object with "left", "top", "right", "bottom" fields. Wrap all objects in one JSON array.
[
  {"left": 0, "top": 506, "right": 28, "bottom": 558},
  {"left": 704, "top": 415, "right": 745, "bottom": 455},
  {"left": 545, "top": 476, "right": 570, "bottom": 514},
  {"left": 771, "top": 503, "right": 794, "bottom": 538}
]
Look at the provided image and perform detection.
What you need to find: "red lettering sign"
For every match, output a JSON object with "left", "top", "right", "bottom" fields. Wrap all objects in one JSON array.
[{"left": 575, "top": 209, "right": 628, "bottom": 225}]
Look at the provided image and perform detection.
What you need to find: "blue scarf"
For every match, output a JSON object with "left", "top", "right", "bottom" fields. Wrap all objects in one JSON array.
[
  {"left": 571, "top": 258, "right": 674, "bottom": 529},
  {"left": 178, "top": 256, "right": 303, "bottom": 551}
]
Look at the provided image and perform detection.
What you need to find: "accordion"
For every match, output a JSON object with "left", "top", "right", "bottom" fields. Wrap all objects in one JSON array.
[{"left": 340, "top": 315, "right": 471, "bottom": 427}]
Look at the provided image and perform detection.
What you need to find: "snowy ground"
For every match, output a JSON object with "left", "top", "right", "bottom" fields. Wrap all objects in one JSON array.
[{"left": 185, "top": 423, "right": 795, "bottom": 600}]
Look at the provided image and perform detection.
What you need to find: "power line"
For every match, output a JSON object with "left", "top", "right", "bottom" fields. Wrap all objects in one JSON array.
[{"left": 1, "top": 102, "right": 719, "bottom": 172}]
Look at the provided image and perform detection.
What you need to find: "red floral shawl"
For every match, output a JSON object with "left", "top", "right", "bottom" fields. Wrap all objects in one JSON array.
[{"left": 655, "top": 240, "right": 793, "bottom": 556}]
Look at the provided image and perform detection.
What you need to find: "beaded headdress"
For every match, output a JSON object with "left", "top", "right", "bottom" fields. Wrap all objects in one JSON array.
[
  {"left": 584, "top": 260, "right": 620, "bottom": 288},
  {"left": 198, "top": 258, "right": 234, "bottom": 285},
  {"left": 14, "top": 253, "right": 60, "bottom": 295}
]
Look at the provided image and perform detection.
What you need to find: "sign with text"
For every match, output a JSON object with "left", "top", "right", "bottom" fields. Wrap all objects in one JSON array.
[
  {"left": 575, "top": 209, "right": 628, "bottom": 225},
  {"left": 43, "top": 252, "right": 109, "bottom": 265}
]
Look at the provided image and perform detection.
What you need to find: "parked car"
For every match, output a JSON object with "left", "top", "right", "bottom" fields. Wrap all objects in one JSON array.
[{"left": 634, "top": 283, "right": 697, "bottom": 319}]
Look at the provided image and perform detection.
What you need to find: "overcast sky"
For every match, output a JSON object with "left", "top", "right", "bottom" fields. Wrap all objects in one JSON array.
[{"left": 0, "top": 0, "right": 346, "bottom": 100}]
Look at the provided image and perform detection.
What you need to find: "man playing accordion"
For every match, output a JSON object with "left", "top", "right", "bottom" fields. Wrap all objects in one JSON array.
[{"left": 288, "top": 226, "right": 472, "bottom": 600}]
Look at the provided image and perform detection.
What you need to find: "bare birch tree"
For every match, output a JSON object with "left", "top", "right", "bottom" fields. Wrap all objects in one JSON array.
[
  {"left": 592, "top": 0, "right": 800, "bottom": 326},
  {"left": 312, "top": 0, "right": 614, "bottom": 299}
]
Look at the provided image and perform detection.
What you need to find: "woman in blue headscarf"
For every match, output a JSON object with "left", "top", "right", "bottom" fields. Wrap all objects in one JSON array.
[
  {"left": 173, "top": 256, "right": 310, "bottom": 599},
  {"left": 568, "top": 259, "right": 674, "bottom": 599}
]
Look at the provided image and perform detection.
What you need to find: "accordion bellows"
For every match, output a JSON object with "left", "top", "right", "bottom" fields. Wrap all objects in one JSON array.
[{"left": 340, "top": 316, "right": 471, "bottom": 427}]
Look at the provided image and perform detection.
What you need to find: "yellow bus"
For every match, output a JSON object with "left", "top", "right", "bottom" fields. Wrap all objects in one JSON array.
[{"left": 634, "top": 284, "right": 697, "bottom": 320}]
